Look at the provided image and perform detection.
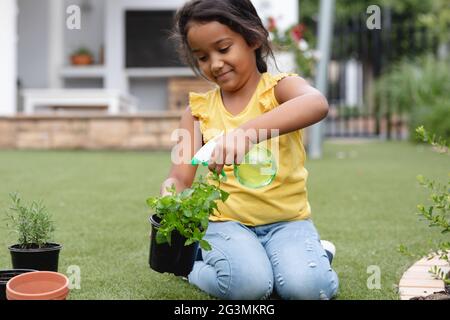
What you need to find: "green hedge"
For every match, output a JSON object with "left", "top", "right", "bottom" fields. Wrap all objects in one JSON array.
[
  {"left": 373, "top": 55, "right": 450, "bottom": 140},
  {"left": 409, "top": 101, "right": 450, "bottom": 141}
]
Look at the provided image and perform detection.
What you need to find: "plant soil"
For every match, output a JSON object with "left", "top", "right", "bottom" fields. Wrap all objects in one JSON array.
[
  {"left": 410, "top": 285, "right": 450, "bottom": 300},
  {"left": 410, "top": 291, "right": 450, "bottom": 300}
]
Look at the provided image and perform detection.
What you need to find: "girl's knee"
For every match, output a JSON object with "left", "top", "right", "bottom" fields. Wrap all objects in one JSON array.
[
  {"left": 196, "top": 250, "right": 274, "bottom": 300},
  {"left": 277, "top": 282, "right": 332, "bottom": 300},
  {"left": 220, "top": 262, "right": 274, "bottom": 300},
  {"left": 227, "top": 274, "right": 273, "bottom": 300},
  {"left": 275, "top": 270, "right": 339, "bottom": 300}
]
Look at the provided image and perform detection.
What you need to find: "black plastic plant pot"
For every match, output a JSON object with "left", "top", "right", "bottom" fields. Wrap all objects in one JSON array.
[
  {"left": 149, "top": 215, "right": 199, "bottom": 277},
  {"left": 0, "top": 269, "right": 37, "bottom": 300},
  {"left": 8, "top": 243, "right": 62, "bottom": 272}
]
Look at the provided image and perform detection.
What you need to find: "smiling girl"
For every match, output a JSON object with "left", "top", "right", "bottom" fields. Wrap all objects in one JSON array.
[{"left": 158, "top": 0, "right": 339, "bottom": 300}]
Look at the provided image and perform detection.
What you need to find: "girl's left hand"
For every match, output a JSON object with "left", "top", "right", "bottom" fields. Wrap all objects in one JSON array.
[{"left": 208, "top": 129, "right": 255, "bottom": 175}]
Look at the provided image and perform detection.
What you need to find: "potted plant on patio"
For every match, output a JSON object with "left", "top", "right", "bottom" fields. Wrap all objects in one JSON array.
[
  {"left": 5, "top": 193, "right": 62, "bottom": 272},
  {"left": 146, "top": 173, "right": 229, "bottom": 277},
  {"left": 70, "top": 47, "right": 94, "bottom": 65}
]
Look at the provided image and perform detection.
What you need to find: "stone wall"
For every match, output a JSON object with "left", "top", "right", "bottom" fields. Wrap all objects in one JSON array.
[{"left": 0, "top": 112, "right": 184, "bottom": 150}]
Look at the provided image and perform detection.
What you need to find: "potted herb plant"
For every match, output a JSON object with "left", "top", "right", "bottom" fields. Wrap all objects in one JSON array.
[
  {"left": 146, "top": 174, "right": 229, "bottom": 277},
  {"left": 5, "top": 193, "right": 62, "bottom": 272},
  {"left": 70, "top": 47, "right": 94, "bottom": 65}
]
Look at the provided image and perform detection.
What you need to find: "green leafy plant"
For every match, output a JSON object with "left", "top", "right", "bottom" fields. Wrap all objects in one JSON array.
[
  {"left": 146, "top": 173, "right": 229, "bottom": 251},
  {"left": 399, "top": 126, "right": 450, "bottom": 286},
  {"left": 5, "top": 193, "right": 56, "bottom": 249},
  {"left": 373, "top": 55, "right": 450, "bottom": 140},
  {"left": 416, "top": 125, "right": 449, "bottom": 154},
  {"left": 72, "top": 47, "right": 93, "bottom": 56},
  {"left": 416, "top": 0, "right": 450, "bottom": 52},
  {"left": 429, "top": 265, "right": 450, "bottom": 286}
]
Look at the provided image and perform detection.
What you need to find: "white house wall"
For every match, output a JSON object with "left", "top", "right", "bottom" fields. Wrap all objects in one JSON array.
[
  {"left": 17, "top": 0, "right": 49, "bottom": 89},
  {"left": 130, "top": 79, "right": 168, "bottom": 111},
  {"left": 0, "top": 0, "right": 18, "bottom": 115},
  {"left": 252, "top": 0, "right": 298, "bottom": 31}
]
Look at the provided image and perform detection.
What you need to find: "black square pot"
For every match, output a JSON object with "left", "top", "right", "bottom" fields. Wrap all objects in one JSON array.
[{"left": 149, "top": 215, "right": 199, "bottom": 277}]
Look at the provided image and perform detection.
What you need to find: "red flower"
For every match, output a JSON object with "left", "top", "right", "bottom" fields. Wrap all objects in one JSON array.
[{"left": 290, "top": 23, "right": 306, "bottom": 43}]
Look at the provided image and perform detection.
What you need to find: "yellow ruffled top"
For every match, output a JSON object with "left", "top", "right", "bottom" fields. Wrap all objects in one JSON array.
[{"left": 189, "top": 72, "right": 311, "bottom": 226}]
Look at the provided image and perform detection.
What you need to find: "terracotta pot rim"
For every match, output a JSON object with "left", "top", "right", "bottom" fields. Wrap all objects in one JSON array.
[
  {"left": 6, "top": 271, "right": 69, "bottom": 300},
  {"left": 8, "top": 243, "right": 62, "bottom": 253}
]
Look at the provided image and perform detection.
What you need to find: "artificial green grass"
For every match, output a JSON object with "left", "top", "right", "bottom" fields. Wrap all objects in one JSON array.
[{"left": 0, "top": 141, "right": 448, "bottom": 299}]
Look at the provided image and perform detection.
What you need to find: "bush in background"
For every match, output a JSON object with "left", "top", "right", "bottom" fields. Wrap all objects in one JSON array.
[{"left": 373, "top": 55, "right": 450, "bottom": 141}]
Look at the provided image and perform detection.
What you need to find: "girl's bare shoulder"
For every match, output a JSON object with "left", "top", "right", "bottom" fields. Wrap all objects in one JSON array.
[{"left": 274, "top": 75, "right": 319, "bottom": 104}]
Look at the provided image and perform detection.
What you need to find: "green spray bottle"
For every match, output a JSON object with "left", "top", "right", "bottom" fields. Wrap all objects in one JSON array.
[{"left": 191, "top": 132, "right": 277, "bottom": 188}]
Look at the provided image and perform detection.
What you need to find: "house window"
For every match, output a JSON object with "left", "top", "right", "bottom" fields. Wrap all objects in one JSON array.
[{"left": 125, "top": 10, "right": 184, "bottom": 68}]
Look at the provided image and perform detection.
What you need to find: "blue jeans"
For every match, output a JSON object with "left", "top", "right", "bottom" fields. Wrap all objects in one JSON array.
[{"left": 188, "top": 219, "right": 339, "bottom": 300}]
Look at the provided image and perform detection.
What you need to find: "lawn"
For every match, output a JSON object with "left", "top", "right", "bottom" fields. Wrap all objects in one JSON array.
[{"left": 0, "top": 140, "right": 448, "bottom": 299}]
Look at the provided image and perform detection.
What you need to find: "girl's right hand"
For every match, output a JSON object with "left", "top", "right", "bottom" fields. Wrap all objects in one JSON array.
[{"left": 208, "top": 129, "right": 255, "bottom": 175}]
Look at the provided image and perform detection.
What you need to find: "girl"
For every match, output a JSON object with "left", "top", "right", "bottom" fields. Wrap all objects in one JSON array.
[{"left": 159, "top": 0, "right": 339, "bottom": 300}]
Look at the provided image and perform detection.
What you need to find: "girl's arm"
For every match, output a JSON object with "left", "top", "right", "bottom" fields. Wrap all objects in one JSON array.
[
  {"left": 240, "top": 76, "right": 329, "bottom": 142},
  {"left": 207, "top": 76, "right": 328, "bottom": 175},
  {"left": 160, "top": 106, "right": 202, "bottom": 196}
]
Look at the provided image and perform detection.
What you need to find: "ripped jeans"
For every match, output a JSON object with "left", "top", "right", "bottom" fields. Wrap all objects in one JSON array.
[{"left": 188, "top": 219, "right": 339, "bottom": 300}]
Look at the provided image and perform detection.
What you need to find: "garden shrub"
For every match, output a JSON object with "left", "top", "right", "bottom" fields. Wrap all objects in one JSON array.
[{"left": 373, "top": 55, "right": 450, "bottom": 140}]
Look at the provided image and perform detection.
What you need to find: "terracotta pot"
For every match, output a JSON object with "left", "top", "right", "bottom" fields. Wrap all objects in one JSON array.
[
  {"left": 71, "top": 54, "right": 93, "bottom": 65},
  {"left": 6, "top": 271, "right": 69, "bottom": 300}
]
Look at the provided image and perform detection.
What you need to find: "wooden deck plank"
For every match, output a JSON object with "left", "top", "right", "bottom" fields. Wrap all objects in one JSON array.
[
  {"left": 399, "top": 252, "right": 449, "bottom": 300},
  {"left": 399, "top": 279, "right": 444, "bottom": 288},
  {"left": 401, "top": 272, "right": 439, "bottom": 280},
  {"left": 399, "top": 287, "right": 444, "bottom": 297},
  {"left": 415, "top": 258, "right": 449, "bottom": 267},
  {"left": 403, "top": 265, "right": 450, "bottom": 273}
]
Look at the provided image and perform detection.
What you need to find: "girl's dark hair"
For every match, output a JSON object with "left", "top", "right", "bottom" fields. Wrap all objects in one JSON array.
[{"left": 172, "top": 0, "right": 274, "bottom": 76}]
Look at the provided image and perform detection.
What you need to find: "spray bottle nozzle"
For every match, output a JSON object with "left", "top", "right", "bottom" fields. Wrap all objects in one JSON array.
[{"left": 191, "top": 132, "right": 226, "bottom": 177}]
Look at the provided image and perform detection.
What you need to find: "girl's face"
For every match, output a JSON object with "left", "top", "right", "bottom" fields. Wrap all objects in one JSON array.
[{"left": 187, "top": 21, "right": 259, "bottom": 92}]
